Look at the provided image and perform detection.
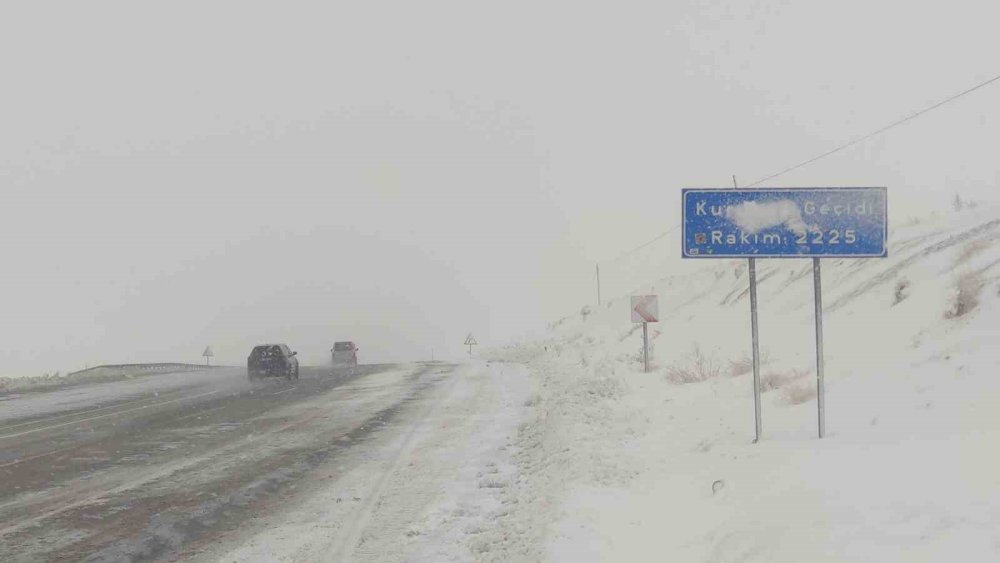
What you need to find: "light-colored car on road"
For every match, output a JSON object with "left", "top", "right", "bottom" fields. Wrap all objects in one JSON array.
[{"left": 331, "top": 341, "right": 359, "bottom": 369}]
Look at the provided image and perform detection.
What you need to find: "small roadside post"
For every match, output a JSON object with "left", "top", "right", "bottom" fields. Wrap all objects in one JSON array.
[
  {"left": 464, "top": 334, "right": 478, "bottom": 358},
  {"left": 596, "top": 264, "right": 602, "bottom": 306},
  {"left": 202, "top": 346, "right": 214, "bottom": 366},
  {"left": 682, "top": 187, "right": 887, "bottom": 440},
  {"left": 630, "top": 295, "right": 659, "bottom": 372}
]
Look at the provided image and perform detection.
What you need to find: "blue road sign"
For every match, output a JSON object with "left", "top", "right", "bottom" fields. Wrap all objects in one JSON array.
[{"left": 682, "top": 187, "right": 887, "bottom": 258}]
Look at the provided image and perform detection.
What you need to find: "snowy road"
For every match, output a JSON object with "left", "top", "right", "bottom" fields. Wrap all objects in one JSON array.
[{"left": 0, "top": 361, "right": 531, "bottom": 562}]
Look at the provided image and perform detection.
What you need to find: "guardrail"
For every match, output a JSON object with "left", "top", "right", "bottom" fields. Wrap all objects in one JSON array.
[
  {"left": 0, "top": 363, "right": 225, "bottom": 396},
  {"left": 67, "top": 363, "right": 221, "bottom": 377}
]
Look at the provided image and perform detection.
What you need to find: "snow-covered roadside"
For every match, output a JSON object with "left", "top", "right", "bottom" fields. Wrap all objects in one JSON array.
[
  {"left": 0, "top": 364, "right": 220, "bottom": 396},
  {"left": 200, "top": 361, "right": 536, "bottom": 562},
  {"left": 490, "top": 206, "right": 1000, "bottom": 562},
  {"left": 378, "top": 361, "right": 534, "bottom": 562},
  {"left": 0, "top": 367, "right": 244, "bottom": 422}
]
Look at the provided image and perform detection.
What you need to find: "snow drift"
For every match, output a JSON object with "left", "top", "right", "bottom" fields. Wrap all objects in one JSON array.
[{"left": 488, "top": 203, "right": 1000, "bottom": 562}]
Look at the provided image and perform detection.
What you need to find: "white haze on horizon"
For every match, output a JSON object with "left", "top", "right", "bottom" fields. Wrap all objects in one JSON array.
[{"left": 1, "top": 1, "right": 998, "bottom": 376}]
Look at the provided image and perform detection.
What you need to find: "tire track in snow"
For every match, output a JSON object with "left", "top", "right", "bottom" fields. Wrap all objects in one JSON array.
[
  {"left": 0, "top": 390, "right": 188, "bottom": 433},
  {"left": 0, "top": 389, "right": 221, "bottom": 441},
  {"left": 327, "top": 368, "right": 462, "bottom": 563}
]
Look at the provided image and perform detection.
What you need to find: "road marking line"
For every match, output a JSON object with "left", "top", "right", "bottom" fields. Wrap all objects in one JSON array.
[
  {"left": 0, "top": 444, "right": 80, "bottom": 469},
  {"left": 0, "top": 390, "right": 221, "bottom": 441},
  {"left": 173, "top": 404, "right": 229, "bottom": 423},
  {"left": 0, "top": 392, "right": 184, "bottom": 433},
  {"left": 0, "top": 403, "right": 326, "bottom": 538},
  {"left": 270, "top": 387, "right": 297, "bottom": 396},
  {"left": 0, "top": 365, "right": 399, "bottom": 539}
]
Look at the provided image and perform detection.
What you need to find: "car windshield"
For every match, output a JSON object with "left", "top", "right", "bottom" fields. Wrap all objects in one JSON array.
[{"left": 333, "top": 343, "right": 353, "bottom": 351}]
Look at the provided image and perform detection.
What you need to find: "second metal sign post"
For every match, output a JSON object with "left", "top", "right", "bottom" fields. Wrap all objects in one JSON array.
[{"left": 630, "top": 295, "right": 659, "bottom": 373}]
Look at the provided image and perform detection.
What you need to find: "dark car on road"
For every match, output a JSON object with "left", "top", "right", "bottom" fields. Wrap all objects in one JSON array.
[
  {"left": 331, "top": 341, "right": 359, "bottom": 369},
  {"left": 248, "top": 344, "right": 299, "bottom": 380}
]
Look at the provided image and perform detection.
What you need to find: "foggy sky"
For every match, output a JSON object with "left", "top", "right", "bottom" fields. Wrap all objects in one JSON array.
[{"left": 2, "top": 1, "right": 998, "bottom": 375}]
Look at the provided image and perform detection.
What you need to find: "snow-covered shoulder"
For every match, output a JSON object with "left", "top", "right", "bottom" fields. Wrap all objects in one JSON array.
[
  {"left": 200, "top": 361, "right": 539, "bottom": 562},
  {"left": 493, "top": 205, "right": 1000, "bottom": 562}
]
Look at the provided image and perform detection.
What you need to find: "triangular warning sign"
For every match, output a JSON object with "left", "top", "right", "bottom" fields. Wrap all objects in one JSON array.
[{"left": 464, "top": 334, "right": 478, "bottom": 346}]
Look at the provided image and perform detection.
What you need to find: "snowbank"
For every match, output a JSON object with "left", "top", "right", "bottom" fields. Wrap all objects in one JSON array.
[
  {"left": 0, "top": 363, "right": 217, "bottom": 396},
  {"left": 200, "top": 362, "right": 537, "bottom": 562},
  {"left": 490, "top": 204, "right": 1000, "bottom": 561}
]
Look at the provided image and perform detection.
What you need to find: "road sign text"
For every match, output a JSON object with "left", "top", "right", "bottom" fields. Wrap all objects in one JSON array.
[{"left": 683, "top": 188, "right": 887, "bottom": 258}]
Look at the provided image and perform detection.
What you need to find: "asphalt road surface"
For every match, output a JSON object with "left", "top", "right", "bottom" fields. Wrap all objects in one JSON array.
[{"left": 0, "top": 363, "right": 458, "bottom": 562}]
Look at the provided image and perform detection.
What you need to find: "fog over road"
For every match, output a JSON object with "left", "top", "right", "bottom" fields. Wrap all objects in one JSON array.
[{"left": 0, "top": 363, "right": 472, "bottom": 561}]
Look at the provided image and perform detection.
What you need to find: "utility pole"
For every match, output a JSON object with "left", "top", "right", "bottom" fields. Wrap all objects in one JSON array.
[{"left": 596, "top": 264, "right": 602, "bottom": 306}]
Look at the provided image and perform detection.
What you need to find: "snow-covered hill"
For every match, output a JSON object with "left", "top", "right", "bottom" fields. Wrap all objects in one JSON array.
[{"left": 489, "top": 204, "right": 1000, "bottom": 561}]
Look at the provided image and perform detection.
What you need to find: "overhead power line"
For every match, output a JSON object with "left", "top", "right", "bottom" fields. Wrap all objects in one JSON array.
[
  {"left": 747, "top": 72, "right": 1000, "bottom": 187},
  {"left": 599, "top": 71, "right": 1000, "bottom": 265},
  {"left": 604, "top": 224, "right": 681, "bottom": 265}
]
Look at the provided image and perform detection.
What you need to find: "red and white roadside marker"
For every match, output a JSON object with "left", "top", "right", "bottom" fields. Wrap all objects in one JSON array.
[
  {"left": 631, "top": 295, "right": 659, "bottom": 323},
  {"left": 630, "top": 295, "right": 659, "bottom": 372}
]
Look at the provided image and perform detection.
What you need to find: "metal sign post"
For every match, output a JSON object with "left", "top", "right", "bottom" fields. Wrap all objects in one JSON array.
[
  {"left": 464, "top": 334, "right": 478, "bottom": 357},
  {"left": 642, "top": 322, "right": 649, "bottom": 372},
  {"left": 631, "top": 295, "right": 659, "bottom": 373},
  {"left": 682, "top": 186, "right": 887, "bottom": 441},
  {"left": 813, "top": 258, "right": 825, "bottom": 438},
  {"left": 748, "top": 257, "right": 762, "bottom": 442},
  {"left": 733, "top": 176, "right": 763, "bottom": 443}
]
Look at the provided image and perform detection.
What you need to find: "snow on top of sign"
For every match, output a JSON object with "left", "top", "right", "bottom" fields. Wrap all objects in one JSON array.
[{"left": 725, "top": 199, "right": 816, "bottom": 236}]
